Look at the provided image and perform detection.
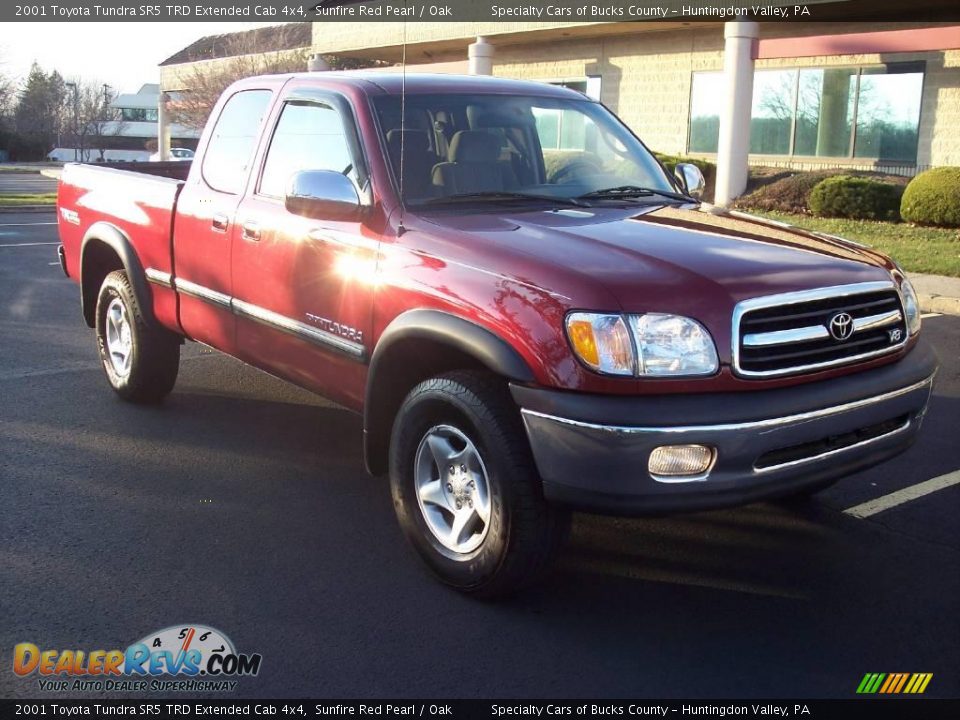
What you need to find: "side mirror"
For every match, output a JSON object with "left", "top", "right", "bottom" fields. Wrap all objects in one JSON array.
[
  {"left": 285, "top": 170, "right": 361, "bottom": 221},
  {"left": 674, "top": 163, "right": 706, "bottom": 200}
]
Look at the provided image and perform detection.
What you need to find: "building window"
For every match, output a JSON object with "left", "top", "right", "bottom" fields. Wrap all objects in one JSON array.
[
  {"left": 548, "top": 77, "right": 602, "bottom": 101},
  {"left": 537, "top": 77, "right": 603, "bottom": 151},
  {"left": 120, "top": 107, "right": 158, "bottom": 122},
  {"left": 688, "top": 63, "right": 924, "bottom": 162}
]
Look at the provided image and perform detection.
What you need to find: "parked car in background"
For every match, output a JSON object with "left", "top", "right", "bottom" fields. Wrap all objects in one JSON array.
[
  {"left": 56, "top": 73, "right": 937, "bottom": 597},
  {"left": 148, "top": 147, "right": 195, "bottom": 162}
]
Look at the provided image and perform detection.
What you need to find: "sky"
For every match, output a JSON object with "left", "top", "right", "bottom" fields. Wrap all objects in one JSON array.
[{"left": 1, "top": 22, "right": 285, "bottom": 93}]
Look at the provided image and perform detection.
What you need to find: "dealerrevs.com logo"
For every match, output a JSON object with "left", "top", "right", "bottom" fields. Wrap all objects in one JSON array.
[{"left": 13, "top": 625, "right": 262, "bottom": 693}]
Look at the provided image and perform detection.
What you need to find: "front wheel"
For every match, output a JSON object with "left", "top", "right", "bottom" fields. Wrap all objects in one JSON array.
[
  {"left": 95, "top": 270, "right": 180, "bottom": 404},
  {"left": 389, "top": 371, "right": 568, "bottom": 598}
]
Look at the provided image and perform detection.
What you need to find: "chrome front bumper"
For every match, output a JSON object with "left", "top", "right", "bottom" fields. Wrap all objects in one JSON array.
[{"left": 513, "top": 340, "right": 938, "bottom": 515}]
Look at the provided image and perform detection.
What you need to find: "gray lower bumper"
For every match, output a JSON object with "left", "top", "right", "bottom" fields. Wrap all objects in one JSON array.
[{"left": 515, "top": 342, "right": 937, "bottom": 515}]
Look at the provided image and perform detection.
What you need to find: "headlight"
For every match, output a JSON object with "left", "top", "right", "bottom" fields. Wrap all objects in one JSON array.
[
  {"left": 565, "top": 312, "right": 718, "bottom": 377},
  {"left": 629, "top": 313, "right": 719, "bottom": 376},
  {"left": 899, "top": 277, "right": 922, "bottom": 336},
  {"left": 565, "top": 312, "right": 635, "bottom": 375}
]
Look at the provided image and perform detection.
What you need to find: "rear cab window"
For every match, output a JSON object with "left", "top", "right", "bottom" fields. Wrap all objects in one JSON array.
[{"left": 201, "top": 89, "right": 273, "bottom": 194}]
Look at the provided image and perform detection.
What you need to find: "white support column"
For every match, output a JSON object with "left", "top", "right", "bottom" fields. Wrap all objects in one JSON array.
[
  {"left": 307, "top": 54, "right": 330, "bottom": 72},
  {"left": 157, "top": 91, "right": 171, "bottom": 162},
  {"left": 468, "top": 36, "right": 494, "bottom": 76},
  {"left": 714, "top": 20, "right": 758, "bottom": 207}
]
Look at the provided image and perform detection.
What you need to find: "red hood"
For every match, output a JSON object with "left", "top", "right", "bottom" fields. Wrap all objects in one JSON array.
[{"left": 418, "top": 202, "right": 895, "bottom": 316}]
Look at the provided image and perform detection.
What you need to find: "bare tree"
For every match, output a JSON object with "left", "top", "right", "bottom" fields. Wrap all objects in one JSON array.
[
  {"left": 62, "top": 80, "right": 128, "bottom": 162},
  {"left": 85, "top": 85, "right": 128, "bottom": 161},
  {"left": 169, "top": 26, "right": 382, "bottom": 129}
]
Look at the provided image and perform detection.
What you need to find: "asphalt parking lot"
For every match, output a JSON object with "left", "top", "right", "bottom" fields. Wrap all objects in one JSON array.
[
  {"left": 1, "top": 211, "right": 958, "bottom": 700},
  {"left": 0, "top": 173, "right": 58, "bottom": 194}
]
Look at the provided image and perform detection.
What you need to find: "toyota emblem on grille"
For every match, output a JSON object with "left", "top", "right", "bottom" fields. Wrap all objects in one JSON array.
[{"left": 828, "top": 312, "right": 855, "bottom": 341}]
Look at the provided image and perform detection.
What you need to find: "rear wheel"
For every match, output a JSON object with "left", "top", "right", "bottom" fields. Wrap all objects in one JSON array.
[
  {"left": 95, "top": 270, "right": 180, "bottom": 404},
  {"left": 389, "top": 371, "right": 568, "bottom": 598}
]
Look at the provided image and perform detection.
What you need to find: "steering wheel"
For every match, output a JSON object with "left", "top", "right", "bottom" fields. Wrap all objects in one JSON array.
[{"left": 552, "top": 158, "right": 603, "bottom": 184}]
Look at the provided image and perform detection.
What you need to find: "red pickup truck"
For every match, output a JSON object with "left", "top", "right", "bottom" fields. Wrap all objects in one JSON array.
[{"left": 58, "top": 73, "right": 937, "bottom": 596}]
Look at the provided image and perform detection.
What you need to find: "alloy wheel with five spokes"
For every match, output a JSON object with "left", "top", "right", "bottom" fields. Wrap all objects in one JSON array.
[
  {"left": 414, "top": 424, "right": 492, "bottom": 556},
  {"left": 104, "top": 296, "right": 133, "bottom": 377}
]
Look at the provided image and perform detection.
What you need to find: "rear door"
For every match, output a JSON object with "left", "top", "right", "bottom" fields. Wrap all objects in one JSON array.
[
  {"left": 230, "top": 87, "right": 378, "bottom": 409},
  {"left": 172, "top": 88, "right": 274, "bottom": 351}
]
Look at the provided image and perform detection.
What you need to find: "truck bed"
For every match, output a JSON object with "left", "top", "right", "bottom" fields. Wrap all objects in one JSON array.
[
  {"left": 57, "top": 162, "right": 186, "bottom": 310},
  {"left": 97, "top": 160, "right": 192, "bottom": 182}
]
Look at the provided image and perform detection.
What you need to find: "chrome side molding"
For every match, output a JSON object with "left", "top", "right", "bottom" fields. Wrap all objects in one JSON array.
[{"left": 145, "top": 268, "right": 365, "bottom": 360}]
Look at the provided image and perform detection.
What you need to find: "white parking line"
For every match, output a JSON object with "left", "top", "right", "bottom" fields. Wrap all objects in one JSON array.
[
  {"left": 0, "top": 241, "right": 59, "bottom": 248},
  {"left": 844, "top": 470, "right": 960, "bottom": 518},
  {"left": 0, "top": 222, "right": 57, "bottom": 227},
  {"left": 921, "top": 312, "right": 942, "bottom": 319}
]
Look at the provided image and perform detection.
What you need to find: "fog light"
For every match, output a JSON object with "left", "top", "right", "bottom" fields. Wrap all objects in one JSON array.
[{"left": 648, "top": 444, "right": 715, "bottom": 480}]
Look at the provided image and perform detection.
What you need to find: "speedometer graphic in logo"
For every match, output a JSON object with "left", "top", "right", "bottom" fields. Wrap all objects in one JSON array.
[{"left": 128, "top": 625, "right": 237, "bottom": 675}]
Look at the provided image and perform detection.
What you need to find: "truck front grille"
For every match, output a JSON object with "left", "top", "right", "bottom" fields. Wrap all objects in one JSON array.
[{"left": 733, "top": 282, "right": 907, "bottom": 377}]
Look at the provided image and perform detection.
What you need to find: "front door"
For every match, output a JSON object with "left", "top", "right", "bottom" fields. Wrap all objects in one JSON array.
[{"left": 231, "top": 93, "right": 378, "bottom": 409}]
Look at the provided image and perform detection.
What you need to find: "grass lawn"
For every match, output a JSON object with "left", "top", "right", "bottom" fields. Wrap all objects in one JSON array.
[
  {"left": 756, "top": 211, "right": 960, "bottom": 278},
  {"left": 0, "top": 193, "right": 57, "bottom": 206}
]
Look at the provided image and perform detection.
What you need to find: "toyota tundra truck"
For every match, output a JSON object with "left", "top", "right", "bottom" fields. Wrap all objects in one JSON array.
[{"left": 57, "top": 73, "right": 938, "bottom": 596}]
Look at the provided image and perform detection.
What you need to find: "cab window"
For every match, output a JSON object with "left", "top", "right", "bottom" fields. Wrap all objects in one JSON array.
[
  {"left": 201, "top": 90, "right": 272, "bottom": 195},
  {"left": 259, "top": 101, "right": 356, "bottom": 199}
]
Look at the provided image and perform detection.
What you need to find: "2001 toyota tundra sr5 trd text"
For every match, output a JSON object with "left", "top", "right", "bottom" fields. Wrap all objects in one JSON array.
[{"left": 57, "top": 73, "right": 938, "bottom": 596}]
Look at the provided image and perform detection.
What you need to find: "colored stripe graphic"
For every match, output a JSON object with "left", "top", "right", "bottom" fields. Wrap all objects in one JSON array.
[{"left": 857, "top": 673, "right": 932, "bottom": 694}]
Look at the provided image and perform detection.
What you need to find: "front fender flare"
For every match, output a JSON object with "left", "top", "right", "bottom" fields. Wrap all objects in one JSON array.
[{"left": 362, "top": 309, "right": 536, "bottom": 474}]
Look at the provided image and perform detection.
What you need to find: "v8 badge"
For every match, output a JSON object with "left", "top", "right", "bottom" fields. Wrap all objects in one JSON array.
[{"left": 889, "top": 328, "right": 903, "bottom": 343}]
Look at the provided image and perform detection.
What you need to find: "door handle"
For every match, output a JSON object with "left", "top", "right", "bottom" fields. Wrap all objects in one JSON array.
[
  {"left": 241, "top": 221, "right": 261, "bottom": 242},
  {"left": 211, "top": 213, "right": 229, "bottom": 232}
]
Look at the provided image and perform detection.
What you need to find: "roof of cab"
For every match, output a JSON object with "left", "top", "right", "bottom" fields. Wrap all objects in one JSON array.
[{"left": 236, "top": 72, "right": 591, "bottom": 99}]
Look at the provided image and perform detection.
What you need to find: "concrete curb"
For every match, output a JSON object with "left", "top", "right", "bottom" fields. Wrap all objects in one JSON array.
[
  {"left": 918, "top": 294, "right": 960, "bottom": 316},
  {"left": 910, "top": 273, "right": 960, "bottom": 317},
  {"left": 0, "top": 205, "right": 56, "bottom": 214}
]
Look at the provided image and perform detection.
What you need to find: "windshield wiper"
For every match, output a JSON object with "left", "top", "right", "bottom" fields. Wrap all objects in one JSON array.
[
  {"left": 422, "top": 191, "right": 587, "bottom": 207},
  {"left": 577, "top": 185, "right": 695, "bottom": 203}
]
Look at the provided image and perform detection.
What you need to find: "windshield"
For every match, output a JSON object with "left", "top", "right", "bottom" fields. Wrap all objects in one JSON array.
[{"left": 372, "top": 93, "right": 675, "bottom": 206}]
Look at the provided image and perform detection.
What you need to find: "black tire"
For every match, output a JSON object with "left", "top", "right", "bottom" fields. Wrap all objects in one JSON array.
[
  {"left": 389, "top": 370, "right": 568, "bottom": 598},
  {"left": 95, "top": 269, "right": 180, "bottom": 404}
]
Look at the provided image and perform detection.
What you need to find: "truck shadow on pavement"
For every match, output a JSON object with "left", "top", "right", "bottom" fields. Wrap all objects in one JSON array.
[{"left": 3, "top": 366, "right": 958, "bottom": 698}]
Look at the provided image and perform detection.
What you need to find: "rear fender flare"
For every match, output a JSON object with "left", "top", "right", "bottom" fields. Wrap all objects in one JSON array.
[{"left": 80, "top": 222, "right": 153, "bottom": 328}]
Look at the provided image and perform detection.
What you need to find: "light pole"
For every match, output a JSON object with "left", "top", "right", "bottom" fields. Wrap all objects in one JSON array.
[{"left": 65, "top": 81, "right": 79, "bottom": 162}]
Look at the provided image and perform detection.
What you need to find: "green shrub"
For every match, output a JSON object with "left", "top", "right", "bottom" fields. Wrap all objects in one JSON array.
[
  {"left": 542, "top": 150, "right": 716, "bottom": 201},
  {"left": 542, "top": 150, "right": 597, "bottom": 183},
  {"left": 734, "top": 171, "right": 836, "bottom": 214},
  {"left": 900, "top": 167, "right": 960, "bottom": 228},
  {"left": 808, "top": 175, "right": 904, "bottom": 221},
  {"left": 653, "top": 153, "right": 715, "bottom": 180},
  {"left": 654, "top": 153, "right": 715, "bottom": 199}
]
